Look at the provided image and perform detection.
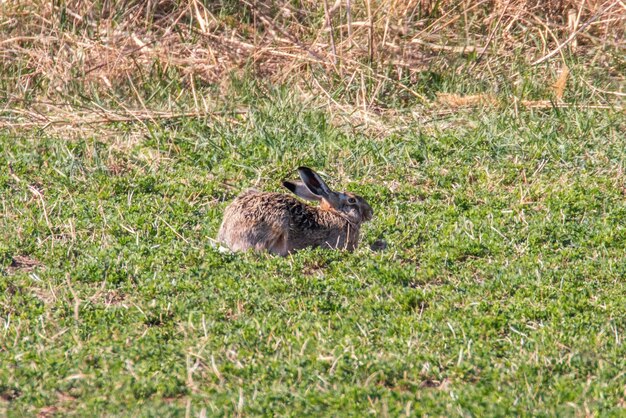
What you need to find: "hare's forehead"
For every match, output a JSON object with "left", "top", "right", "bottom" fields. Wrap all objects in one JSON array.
[{"left": 340, "top": 192, "right": 360, "bottom": 200}]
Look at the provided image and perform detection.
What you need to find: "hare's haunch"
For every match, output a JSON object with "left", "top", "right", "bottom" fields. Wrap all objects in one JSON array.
[{"left": 217, "top": 167, "right": 373, "bottom": 255}]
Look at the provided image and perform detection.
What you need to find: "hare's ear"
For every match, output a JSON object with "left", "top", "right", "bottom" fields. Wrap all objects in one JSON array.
[
  {"left": 283, "top": 180, "right": 321, "bottom": 202},
  {"left": 297, "top": 167, "right": 332, "bottom": 198}
]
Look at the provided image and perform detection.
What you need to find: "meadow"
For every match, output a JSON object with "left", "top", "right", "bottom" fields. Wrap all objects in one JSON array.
[{"left": 1, "top": 1, "right": 625, "bottom": 416}]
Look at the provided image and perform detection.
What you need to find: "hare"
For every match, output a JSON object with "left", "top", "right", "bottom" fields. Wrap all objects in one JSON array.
[{"left": 217, "top": 167, "right": 373, "bottom": 256}]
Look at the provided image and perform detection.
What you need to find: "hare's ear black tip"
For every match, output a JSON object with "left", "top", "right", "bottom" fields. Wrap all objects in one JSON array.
[
  {"left": 282, "top": 181, "right": 297, "bottom": 193},
  {"left": 297, "top": 166, "right": 313, "bottom": 173}
]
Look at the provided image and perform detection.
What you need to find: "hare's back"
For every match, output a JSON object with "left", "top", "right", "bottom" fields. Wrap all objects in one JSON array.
[
  {"left": 224, "top": 190, "right": 304, "bottom": 221},
  {"left": 217, "top": 190, "right": 305, "bottom": 254}
]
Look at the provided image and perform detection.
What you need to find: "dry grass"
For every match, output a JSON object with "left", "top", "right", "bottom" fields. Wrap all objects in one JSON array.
[
  {"left": 553, "top": 64, "right": 570, "bottom": 99},
  {"left": 1, "top": 0, "right": 624, "bottom": 129}
]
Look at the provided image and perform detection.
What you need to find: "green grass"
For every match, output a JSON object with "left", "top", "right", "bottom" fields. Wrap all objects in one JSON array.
[{"left": 1, "top": 83, "right": 625, "bottom": 416}]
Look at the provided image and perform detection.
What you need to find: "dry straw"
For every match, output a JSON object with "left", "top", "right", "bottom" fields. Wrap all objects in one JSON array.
[{"left": 1, "top": 0, "right": 624, "bottom": 131}]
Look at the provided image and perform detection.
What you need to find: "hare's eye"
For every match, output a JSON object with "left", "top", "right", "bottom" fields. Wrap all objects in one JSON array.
[{"left": 348, "top": 197, "right": 357, "bottom": 205}]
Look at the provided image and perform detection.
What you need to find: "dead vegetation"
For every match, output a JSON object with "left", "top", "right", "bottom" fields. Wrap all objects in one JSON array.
[
  {"left": 6, "top": 255, "right": 43, "bottom": 274},
  {"left": 0, "top": 0, "right": 624, "bottom": 130}
]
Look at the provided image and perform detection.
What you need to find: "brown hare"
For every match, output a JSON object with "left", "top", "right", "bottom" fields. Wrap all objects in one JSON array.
[{"left": 217, "top": 167, "right": 373, "bottom": 256}]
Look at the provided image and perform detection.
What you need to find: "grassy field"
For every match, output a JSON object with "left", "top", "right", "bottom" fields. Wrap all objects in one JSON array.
[
  {"left": 2, "top": 84, "right": 625, "bottom": 416},
  {"left": 2, "top": 0, "right": 626, "bottom": 416}
]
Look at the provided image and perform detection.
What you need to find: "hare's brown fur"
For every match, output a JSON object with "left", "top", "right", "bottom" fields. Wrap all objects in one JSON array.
[
  {"left": 217, "top": 167, "right": 373, "bottom": 256},
  {"left": 217, "top": 190, "right": 362, "bottom": 256}
]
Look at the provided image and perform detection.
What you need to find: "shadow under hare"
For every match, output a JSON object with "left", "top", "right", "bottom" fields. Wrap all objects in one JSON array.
[{"left": 217, "top": 167, "right": 373, "bottom": 256}]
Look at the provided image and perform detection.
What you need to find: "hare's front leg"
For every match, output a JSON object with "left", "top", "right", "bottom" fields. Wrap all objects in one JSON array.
[{"left": 267, "top": 233, "right": 289, "bottom": 256}]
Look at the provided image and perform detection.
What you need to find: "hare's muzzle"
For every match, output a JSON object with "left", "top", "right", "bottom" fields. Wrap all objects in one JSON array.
[{"left": 362, "top": 204, "right": 374, "bottom": 222}]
